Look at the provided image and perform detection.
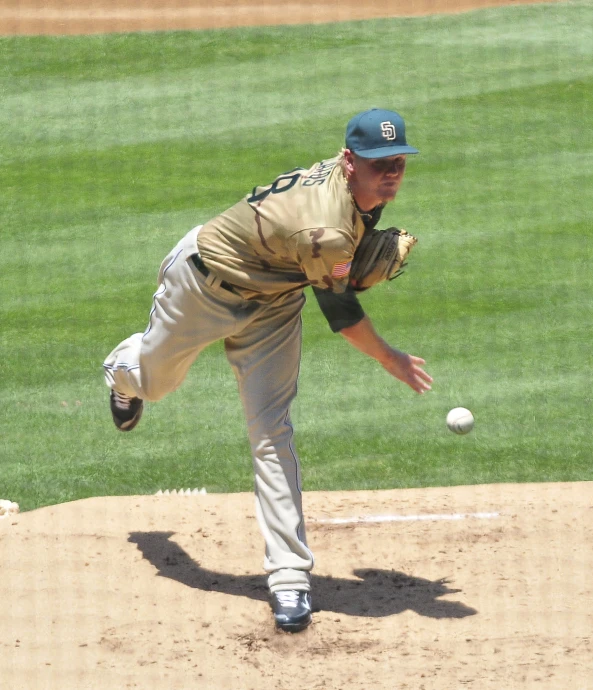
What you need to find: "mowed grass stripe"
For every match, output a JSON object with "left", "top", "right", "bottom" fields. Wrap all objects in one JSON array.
[
  {"left": 0, "top": 1, "right": 592, "bottom": 510},
  {"left": 1, "top": 3, "right": 591, "bottom": 161}
]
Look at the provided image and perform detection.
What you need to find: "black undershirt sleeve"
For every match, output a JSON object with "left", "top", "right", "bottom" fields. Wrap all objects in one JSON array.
[
  {"left": 311, "top": 202, "right": 383, "bottom": 332},
  {"left": 312, "top": 284, "right": 365, "bottom": 333}
]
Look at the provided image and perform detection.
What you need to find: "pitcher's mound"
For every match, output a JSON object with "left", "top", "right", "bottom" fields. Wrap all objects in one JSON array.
[{"left": 1, "top": 481, "right": 592, "bottom": 689}]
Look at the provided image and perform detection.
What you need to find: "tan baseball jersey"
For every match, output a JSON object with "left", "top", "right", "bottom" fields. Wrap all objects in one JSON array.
[{"left": 197, "top": 157, "right": 367, "bottom": 302}]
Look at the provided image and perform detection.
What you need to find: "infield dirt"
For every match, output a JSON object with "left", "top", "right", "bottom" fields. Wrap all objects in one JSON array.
[
  {"left": 1, "top": 1, "right": 589, "bottom": 689},
  {"left": 2, "top": 482, "right": 592, "bottom": 689},
  {"left": 0, "top": 0, "right": 571, "bottom": 35}
]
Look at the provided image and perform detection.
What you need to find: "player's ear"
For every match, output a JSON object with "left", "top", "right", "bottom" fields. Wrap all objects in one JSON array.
[{"left": 343, "top": 149, "right": 356, "bottom": 178}]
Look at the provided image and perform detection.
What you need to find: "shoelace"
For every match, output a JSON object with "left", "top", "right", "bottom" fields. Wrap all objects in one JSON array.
[
  {"left": 275, "top": 591, "right": 301, "bottom": 608},
  {"left": 112, "top": 390, "right": 133, "bottom": 409}
]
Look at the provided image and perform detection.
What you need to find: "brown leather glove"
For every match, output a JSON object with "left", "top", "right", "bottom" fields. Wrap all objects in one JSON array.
[{"left": 350, "top": 228, "right": 417, "bottom": 291}]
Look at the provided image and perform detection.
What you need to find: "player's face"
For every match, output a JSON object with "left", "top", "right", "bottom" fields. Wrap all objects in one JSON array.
[{"left": 348, "top": 152, "right": 407, "bottom": 210}]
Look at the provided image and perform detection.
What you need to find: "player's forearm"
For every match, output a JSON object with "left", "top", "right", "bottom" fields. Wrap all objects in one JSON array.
[
  {"left": 339, "top": 315, "right": 394, "bottom": 365},
  {"left": 340, "top": 315, "right": 433, "bottom": 394}
]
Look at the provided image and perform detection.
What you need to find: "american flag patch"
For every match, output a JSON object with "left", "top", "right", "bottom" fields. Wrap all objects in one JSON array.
[{"left": 331, "top": 260, "right": 352, "bottom": 278}]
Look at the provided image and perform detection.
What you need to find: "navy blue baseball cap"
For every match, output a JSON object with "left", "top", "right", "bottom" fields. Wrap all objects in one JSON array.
[{"left": 345, "top": 108, "right": 419, "bottom": 158}]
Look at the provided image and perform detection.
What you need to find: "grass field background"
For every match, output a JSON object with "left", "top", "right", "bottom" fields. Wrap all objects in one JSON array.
[{"left": 1, "top": 1, "right": 591, "bottom": 512}]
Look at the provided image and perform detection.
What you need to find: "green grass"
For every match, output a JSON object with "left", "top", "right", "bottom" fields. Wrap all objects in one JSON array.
[{"left": 1, "top": 1, "right": 592, "bottom": 511}]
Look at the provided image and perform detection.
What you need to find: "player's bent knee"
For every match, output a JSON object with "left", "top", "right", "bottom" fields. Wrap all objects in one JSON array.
[{"left": 140, "top": 379, "right": 177, "bottom": 403}]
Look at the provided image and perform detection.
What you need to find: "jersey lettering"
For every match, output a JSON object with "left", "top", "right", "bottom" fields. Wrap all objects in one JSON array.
[
  {"left": 302, "top": 160, "right": 335, "bottom": 187},
  {"left": 248, "top": 170, "right": 303, "bottom": 204}
]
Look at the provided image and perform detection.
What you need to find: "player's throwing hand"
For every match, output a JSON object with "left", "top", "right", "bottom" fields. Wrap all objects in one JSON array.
[
  {"left": 379, "top": 350, "right": 433, "bottom": 394},
  {"left": 339, "top": 316, "right": 432, "bottom": 395}
]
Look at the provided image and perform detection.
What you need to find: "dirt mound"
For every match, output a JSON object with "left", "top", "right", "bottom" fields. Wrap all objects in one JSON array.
[{"left": 2, "top": 482, "right": 591, "bottom": 688}]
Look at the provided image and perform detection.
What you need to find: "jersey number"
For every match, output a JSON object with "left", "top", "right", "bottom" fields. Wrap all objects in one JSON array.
[{"left": 247, "top": 169, "right": 303, "bottom": 204}]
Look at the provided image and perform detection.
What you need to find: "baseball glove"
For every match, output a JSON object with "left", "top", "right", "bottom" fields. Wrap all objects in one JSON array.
[{"left": 350, "top": 227, "right": 418, "bottom": 291}]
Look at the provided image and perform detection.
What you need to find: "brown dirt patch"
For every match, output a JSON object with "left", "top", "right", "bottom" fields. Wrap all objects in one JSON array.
[
  {"left": 2, "top": 482, "right": 592, "bottom": 688},
  {"left": 0, "top": 0, "right": 570, "bottom": 35}
]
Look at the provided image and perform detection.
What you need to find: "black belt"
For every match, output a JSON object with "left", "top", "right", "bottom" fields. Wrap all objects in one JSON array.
[{"left": 190, "top": 253, "right": 237, "bottom": 294}]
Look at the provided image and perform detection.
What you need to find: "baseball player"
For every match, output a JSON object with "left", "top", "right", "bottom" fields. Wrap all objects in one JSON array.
[{"left": 103, "top": 108, "right": 432, "bottom": 632}]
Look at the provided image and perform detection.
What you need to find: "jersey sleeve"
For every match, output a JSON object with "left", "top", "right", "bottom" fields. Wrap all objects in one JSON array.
[
  {"left": 312, "top": 284, "right": 365, "bottom": 332},
  {"left": 294, "top": 227, "right": 356, "bottom": 294}
]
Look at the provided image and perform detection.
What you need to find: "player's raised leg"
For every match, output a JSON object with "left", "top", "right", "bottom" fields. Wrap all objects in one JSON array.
[{"left": 103, "top": 226, "right": 241, "bottom": 430}]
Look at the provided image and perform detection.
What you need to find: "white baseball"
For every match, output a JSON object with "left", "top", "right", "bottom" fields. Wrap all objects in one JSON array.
[{"left": 446, "top": 407, "right": 474, "bottom": 434}]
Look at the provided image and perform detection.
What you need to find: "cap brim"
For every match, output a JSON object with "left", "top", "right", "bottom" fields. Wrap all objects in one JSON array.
[{"left": 354, "top": 145, "right": 419, "bottom": 158}]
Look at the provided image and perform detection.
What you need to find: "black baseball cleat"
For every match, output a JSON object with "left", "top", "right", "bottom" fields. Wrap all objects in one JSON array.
[
  {"left": 270, "top": 590, "right": 312, "bottom": 633},
  {"left": 109, "top": 390, "right": 144, "bottom": 431}
]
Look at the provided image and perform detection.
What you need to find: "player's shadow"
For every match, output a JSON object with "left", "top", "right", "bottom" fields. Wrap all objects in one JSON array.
[{"left": 128, "top": 531, "right": 477, "bottom": 619}]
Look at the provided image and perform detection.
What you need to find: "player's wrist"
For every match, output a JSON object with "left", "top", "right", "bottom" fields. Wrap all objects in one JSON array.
[{"left": 371, "top": 341, "right": 398, "bottom": 366}]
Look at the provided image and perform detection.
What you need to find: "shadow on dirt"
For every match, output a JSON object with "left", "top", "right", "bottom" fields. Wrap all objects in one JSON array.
[{"left": 128, "top": 531, "right": 477, "bottom": 619}]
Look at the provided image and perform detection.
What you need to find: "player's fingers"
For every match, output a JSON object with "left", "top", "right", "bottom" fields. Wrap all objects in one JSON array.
[
  {"left": 410, "top": 357, "right": 433, "bottom": 381},
  {"left": 411, "top": 367, "right": 432, "bottom": 393},
  {"left": 413, "top": 378, "right": 432, "bottom": 393},
  {"left": 415, "top": 368, "right": 433, "bottom": 384}
]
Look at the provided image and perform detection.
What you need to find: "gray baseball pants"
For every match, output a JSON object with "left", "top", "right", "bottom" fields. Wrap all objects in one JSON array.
[{"left": 103, "top": 225, "right": 313, "bottom": 592}]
